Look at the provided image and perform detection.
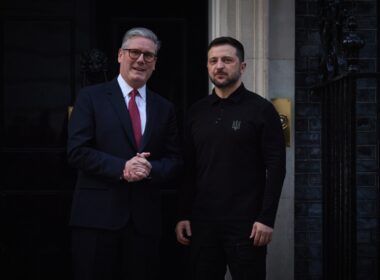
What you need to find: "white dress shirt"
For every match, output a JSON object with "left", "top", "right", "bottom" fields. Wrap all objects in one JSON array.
[{"left": 117, "top": 74, "right": 147, "bottom": 133}]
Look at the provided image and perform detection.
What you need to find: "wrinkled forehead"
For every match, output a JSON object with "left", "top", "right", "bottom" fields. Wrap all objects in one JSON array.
[{"left": 123, "top": 36, "right": 157, "bottom": 51}]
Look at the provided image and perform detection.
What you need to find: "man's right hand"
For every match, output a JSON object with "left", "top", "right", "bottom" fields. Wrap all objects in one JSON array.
[
  {"left": 123, "top": 152, "right": 151, "bottom": 182},
  {"left": 175, "top": 220, "right": 192, "bottom": 245}
]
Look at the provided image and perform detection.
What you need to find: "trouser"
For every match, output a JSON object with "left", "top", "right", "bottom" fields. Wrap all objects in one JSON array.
[
  {"left": 187, "top": 221, "right": 267, "bottom": 280},
  {"left": 71, "top": 222, "right": 160, "bottom": 280}
]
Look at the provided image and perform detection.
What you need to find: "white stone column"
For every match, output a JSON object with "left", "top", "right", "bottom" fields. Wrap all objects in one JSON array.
[
  {"left": 267, "top": 1, "right": 295, "bottom": 280},
  {"left": 209, "top": 0, "right": 269, "bottom": 98},
  {"left": 209, "top": 1, "right": 295, "bottom": 280}
]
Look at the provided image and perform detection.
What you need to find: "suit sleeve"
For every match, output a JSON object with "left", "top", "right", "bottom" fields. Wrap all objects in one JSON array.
[
  {"left": 176, "top": 109, "right": 196, "bottom": 221},
  {"left": 67, "top": 89, "right": 125, "bottom": 181},
  {"left": 149, "top": 103, "right": 183, "bottom": 184}
]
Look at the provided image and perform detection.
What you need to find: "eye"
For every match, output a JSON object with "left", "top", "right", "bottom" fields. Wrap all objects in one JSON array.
[
  {"left": 144, "top": 52, "right": 155, "bottom": 60},
  {"left": 130, "top": 49, "right": 141, "bottom": 56},
  {"left": 208, "top": 58, "right": 217, "bottom": 65},
  {"left": 222, "top": 57, "right": 234, "bottom": 64}
]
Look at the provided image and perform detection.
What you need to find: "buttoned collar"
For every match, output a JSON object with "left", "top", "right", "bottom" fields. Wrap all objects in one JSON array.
[
  {"left": 209, "top": 83, "right": 246, "bottom": 105},
  {"left": 117, "top": 74, "right": 147, "bottom": 101}
]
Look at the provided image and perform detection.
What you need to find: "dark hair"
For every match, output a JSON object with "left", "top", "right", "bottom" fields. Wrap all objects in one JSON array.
[{"left": 207, "top": 36, "right": 245, "bottom": 62}]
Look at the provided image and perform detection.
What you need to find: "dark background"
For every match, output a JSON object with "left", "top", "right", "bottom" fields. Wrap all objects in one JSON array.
[
  {"left": 294, "top": 1, "right": 379, "bottom": 279},
  {"left": 0, "top": 0, "right": 209, "bottom": 279}
]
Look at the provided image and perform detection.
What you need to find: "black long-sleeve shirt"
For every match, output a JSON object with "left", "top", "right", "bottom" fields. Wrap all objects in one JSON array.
[{"left": 178, "top": 83, "right": 286, "bottom": 228}]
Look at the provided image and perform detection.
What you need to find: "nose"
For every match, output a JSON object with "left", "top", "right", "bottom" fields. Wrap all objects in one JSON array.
[
  {"left": 215, "top": 59, "right": 224, "bottom": 68},
  {"left": 136, "top": 53, "right": 145, "bottom": 63}
]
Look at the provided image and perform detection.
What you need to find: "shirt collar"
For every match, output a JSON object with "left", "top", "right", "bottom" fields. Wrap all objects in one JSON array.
[
  {"left": 117, "top": 74, "right": 147, "bottom": 101},
  {"left": 209, "top": 83, "right": 246, "bottom": 105}
]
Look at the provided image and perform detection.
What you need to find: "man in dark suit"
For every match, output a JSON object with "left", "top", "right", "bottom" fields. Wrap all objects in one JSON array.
[
  {"left": 68, "top": 27, "right": 182, "bottom": 280},
  {"left": 175, "top": 36, "right": 286, "bottom": 280}
]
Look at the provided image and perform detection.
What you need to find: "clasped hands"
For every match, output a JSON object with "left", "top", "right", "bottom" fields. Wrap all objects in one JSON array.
[{"left": 122, "top": 152, "right": 151, "bottom": 182}]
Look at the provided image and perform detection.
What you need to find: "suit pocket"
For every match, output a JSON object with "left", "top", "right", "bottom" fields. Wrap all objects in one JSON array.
[
  {"left": 76, "top": 175, "right": 110, "bottom": 190},
  {"left": 77, "top": 180, "right": 111, "bottom": 190},
  {"left": 79, "top": 185, "right": 108, "bottom": 190}
]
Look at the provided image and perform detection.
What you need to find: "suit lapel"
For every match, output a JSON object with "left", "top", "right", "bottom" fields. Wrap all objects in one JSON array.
[{"left": 106, "top": 79, "right": 138, "bottom": 149}]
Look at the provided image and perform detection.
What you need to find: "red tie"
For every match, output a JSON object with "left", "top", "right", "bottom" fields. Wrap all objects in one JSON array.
[{"left": 128, "top": 89, "right": 142, "bottom": 149}]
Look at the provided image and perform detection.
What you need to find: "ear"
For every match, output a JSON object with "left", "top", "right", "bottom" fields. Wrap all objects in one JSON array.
[
  {"left": 152, "top": 58, "right": 157, "bottom": 71},
  {"left": 117, "top": 49, "right": 123, "bottom": 63},
  {"left": 240, "top": 62, "right": 246, "bottom": 73}
]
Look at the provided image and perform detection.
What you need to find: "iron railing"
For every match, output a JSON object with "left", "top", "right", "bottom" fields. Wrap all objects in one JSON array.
[{"left": 312, "top": 72, "right": 379, "bottom": 280}]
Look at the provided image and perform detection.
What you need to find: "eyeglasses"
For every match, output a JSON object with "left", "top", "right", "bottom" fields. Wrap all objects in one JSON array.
[{"left": 122, "top": 48, "right": 156, "bottom": 63}]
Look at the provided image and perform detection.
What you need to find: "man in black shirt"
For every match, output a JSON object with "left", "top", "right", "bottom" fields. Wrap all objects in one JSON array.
[{"left": 175, "top": 36, "right": 286, "bottom": 280}]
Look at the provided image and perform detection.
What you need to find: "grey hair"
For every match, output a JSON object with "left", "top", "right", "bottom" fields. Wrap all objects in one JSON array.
[{"left": 121, "top": 27, "right": 161, "bottom": 54}]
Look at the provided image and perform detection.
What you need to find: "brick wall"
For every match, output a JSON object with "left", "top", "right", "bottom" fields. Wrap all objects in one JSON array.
[{"left": 295, "top": 1, "right": 378, "bottom": 279}]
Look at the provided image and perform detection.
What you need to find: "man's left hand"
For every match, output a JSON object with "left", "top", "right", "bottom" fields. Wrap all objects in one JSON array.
[{"left": 249, "top": 222, "right": 273, "bottom": 246}]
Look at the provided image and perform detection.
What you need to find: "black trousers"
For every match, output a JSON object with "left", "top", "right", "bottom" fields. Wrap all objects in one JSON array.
[
  {"left": 187, "top": 221, "right": 267, "bottom": 280},
  {"left": 71, "top": 223, "right": 160, "bottom": 280}
]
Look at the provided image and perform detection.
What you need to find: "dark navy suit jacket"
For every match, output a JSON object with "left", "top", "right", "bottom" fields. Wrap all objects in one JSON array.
[{"left": 67, "top": 78, "right": 182, "bottom": 236}]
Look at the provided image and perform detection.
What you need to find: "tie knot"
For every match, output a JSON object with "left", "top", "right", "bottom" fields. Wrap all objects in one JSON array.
[{"left": 130, "top": 89, "right": 139, "bottom": 98}]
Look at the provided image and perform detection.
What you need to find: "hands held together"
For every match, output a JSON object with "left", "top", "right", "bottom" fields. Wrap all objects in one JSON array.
[{"left": 122, "top": 152, "right": 152, "bottom": 182}]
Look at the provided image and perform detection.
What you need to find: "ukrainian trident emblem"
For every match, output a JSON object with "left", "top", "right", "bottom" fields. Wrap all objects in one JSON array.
[{"left": 231, "top": 120, "right": 241, "bottom": 131}]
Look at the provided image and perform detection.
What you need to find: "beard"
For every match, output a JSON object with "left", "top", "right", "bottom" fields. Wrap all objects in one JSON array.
[{"left": 209, "top": 71, "right": 241, "bottom": 88}]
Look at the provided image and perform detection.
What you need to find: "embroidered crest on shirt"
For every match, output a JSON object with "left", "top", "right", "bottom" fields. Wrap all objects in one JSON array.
[{"left": 232, "top": 120, "right": 241, "bottom": 131}]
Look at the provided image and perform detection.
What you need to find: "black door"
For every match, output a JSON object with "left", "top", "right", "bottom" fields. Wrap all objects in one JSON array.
[{"left": 0, "top": 1, "right": 208, "bottom": 279}]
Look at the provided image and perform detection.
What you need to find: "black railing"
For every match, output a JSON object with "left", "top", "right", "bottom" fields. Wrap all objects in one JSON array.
[{"left": 312, "top": 72, "right": 380, "bottom": 280}]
